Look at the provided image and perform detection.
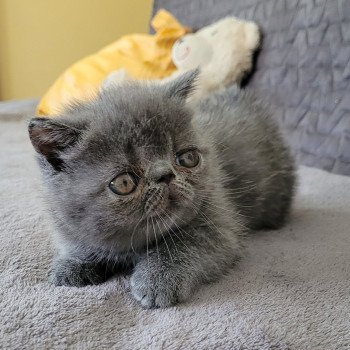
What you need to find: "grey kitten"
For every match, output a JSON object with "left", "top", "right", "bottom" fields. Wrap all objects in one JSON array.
[{"left": 28, "top": 70, "right": 295, "bottom": 308}]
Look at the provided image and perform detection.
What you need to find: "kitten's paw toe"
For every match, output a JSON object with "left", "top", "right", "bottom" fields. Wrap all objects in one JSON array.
[
  {"left": 48, "top": 259, "right": 106, "bottom": 287},
  {"left": 130, "top": 268, "right": 188, "bottom": 308},
  {"left": 48, "top": 267, "right": 84, "bottom": 287},
  {"left": 132, "top": 288, "right": 158, "bottom": 309},
  {"left": 130, "top": 277, "right": 173, "bottom": 308}
]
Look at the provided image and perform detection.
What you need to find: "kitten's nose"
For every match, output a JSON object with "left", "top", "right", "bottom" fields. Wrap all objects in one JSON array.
[
  {"left": 148, "top": 161, "right": 175, "bottom": 185},
  {"left": 157, "top": 172, "right": 175, "bottom": 185}
]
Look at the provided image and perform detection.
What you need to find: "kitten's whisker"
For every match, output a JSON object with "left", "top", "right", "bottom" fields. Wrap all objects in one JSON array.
[
  {"left": 111, "top": 254, "right": 119, "bottom": 275},
  {"left": 199, "top": 205, "right": 249, "bottom": 231},
  {"left": 151, "top": 216, "right": 160, "bottom": 262},
  {"left": 194, "top": 190, "right": 257, "bottom": 201},
  {"left": 167, "top": 191, "right": 215, "bottom": 243},
  {"left": 158, "top": 211, "right": 189, "bottom": 252},
  {"left": 146, "top": 216, "right": 150, "bottom": 275},
  {"left": 195, "top": 184, "right": 258, "bottom": 194},
  {"left": 155, "top": 192, "right": 187, "bottom": 251},
  {"left": 186, "top": 198, "right": 244, "bottom": 237},
  {"left": 155, "top": 214, "right": 174, "bottom": 263},
  {"left": 130, "top": 215, "right": 144, "bottom": 255},
  {"left": 163, "top": 212, "right": 194, "bottom": 250},
  {"left": 199, "top": 199, "right": 253, "bottom": 220},
  {"left": 194, "top": 195, "right": 251, "bottom": 214},
  {"left": 157, "top": 214, "right": 180, "bottom": 255},
  {"left": 109, "top": 242, "right": 122, "bottom": 275}
]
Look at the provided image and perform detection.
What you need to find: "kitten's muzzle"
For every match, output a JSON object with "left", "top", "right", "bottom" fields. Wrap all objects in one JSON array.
[{"left": 144, "top": 185, "right": 168, "bottom": 216}]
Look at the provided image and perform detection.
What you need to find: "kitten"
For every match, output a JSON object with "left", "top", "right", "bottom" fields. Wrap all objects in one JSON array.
[{"left": 28, "top": 70, "right": 295, "bottom": 308}]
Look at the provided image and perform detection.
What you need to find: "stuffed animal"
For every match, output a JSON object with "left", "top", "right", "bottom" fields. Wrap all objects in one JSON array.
[
  {"left": 104, "top": 16, "right": 261, "bottom": 100},
  {"left": 172, "top": 17, "right": 260, "bottom": 97}
]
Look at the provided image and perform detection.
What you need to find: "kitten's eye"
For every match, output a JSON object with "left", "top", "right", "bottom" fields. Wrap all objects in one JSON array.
[
  {"left": 109, "top": 173, "right": 137, "bottom": 195},
  {"left": 176, "top": 149, "right": 200, "bottom": 168}
]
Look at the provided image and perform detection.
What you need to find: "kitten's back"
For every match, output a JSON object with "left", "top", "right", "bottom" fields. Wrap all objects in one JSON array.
[{"left": 194, "top": 86, "right": 296, "bottom": 229}]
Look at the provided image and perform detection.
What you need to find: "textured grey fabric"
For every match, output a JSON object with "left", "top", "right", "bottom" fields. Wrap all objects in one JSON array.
[
  {"left": 153, "top": 0, "right": 350, "bottom": 176},
  {"left": 1, "top": 119, "right": 350, "bottom": 349}
]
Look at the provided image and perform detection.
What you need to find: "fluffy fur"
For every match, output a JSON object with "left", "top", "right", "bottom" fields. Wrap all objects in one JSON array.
[{"left": 28, "top": 70, "right": 295, "bottom": 308}]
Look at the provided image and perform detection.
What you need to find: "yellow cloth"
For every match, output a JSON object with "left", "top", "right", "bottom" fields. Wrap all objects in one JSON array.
[{"left": 37, "top": 10, "right": 189, "bottom": 116}]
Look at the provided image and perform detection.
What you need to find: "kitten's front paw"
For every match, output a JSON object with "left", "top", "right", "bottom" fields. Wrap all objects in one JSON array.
[
  {"left": 130, "top": 261, "right": 192, "bottom": 309},
  {"left": 48, "top": 259, "right": 107, "bottom": 287}
]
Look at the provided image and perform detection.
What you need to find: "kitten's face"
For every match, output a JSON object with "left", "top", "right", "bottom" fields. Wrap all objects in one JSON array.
[{"left": 29, "top": 71, "right": 211, "bottom": 253}]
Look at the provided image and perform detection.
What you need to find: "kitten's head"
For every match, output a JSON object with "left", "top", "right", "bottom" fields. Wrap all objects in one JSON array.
[{"left": 29, "top": 70, "right": 213, "bottom": 253}]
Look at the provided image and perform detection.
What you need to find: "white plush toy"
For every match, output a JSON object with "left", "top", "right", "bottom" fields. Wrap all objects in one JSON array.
[{"left": 103, "top": 16, "right": 260, "bottom": 100}]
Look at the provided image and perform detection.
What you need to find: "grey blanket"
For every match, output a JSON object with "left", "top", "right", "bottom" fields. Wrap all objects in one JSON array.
[
  {"left": 1, "top": 119, "right": 349, "bottom": 349},
  {"left": 153, "top": 0, "right": 350, "bottom": 176}
]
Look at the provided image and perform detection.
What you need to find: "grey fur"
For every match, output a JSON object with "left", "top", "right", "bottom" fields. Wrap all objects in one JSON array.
[{"left": 28, "top": 70, "right": 295, "bottom": 308}]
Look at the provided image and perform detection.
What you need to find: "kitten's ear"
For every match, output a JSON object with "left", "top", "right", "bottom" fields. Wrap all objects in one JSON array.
[
  {"left": 28, "top": 117, "right": 82, "bottom": 170},
  {"left": 165, "top": 69, "right": 199, "bottom": 100}
]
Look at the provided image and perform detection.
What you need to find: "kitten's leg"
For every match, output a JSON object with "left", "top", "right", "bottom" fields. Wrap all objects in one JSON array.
[
  {"left": 49, "top": 250, "right": 115, "bottom": 287},
  {"left": 130, "top": 223, "right": 242, "bottom": 308}
]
